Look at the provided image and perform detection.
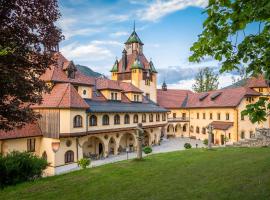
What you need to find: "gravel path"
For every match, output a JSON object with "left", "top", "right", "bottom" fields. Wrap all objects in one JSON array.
[{"left": 91, "top": 138, "right": 204, "bottom": 167}]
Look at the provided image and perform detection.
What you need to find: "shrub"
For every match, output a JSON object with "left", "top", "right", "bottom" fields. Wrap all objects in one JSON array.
[
  {"left": 203, "top": 139, "right": 208, "bottom": 146},
  {"left": 184, "top": 143, "right": 192, "bottom": 149},
  {"left": 78, "top": 158, "right": 91, "bottom": 169},
  {"left": 0, "top": 151, "right": 48, "bottom": 188},
  {"left": 143, "top": 146, "right": 152, "bottom": 154}
]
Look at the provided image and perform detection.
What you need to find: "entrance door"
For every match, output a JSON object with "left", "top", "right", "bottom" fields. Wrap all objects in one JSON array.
[
  {"left": 98, "top": 143, "right": 103, "bottom": 156},
  {"left": 221, "top": 135, "right": 224, "bottom": 145},
  {"left": 211, "top": 133, "right": 214, "bottom": 144}
]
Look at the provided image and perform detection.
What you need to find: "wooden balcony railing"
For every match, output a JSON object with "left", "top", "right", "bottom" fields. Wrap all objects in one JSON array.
[{"left": 168, "top": 117, "right": 190, "bottom": 122}]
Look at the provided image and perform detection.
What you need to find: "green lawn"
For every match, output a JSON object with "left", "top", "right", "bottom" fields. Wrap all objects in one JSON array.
[{"left": 1, "top": 148, "right": 270, "bottom": 200}]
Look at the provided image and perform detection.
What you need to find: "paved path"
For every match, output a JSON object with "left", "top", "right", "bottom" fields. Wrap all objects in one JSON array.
[{"left": 91, "top": 138, "right": 204, "bottom": 167}]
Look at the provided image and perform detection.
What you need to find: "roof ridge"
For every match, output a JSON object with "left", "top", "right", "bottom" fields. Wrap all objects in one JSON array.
[{"left": 57, "top": 83, "right": 70, "bottom": 108}]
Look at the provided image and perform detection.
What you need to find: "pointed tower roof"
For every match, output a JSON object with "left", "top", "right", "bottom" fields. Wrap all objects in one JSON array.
[
  {"left": 125, "top": 22, "right": 144, "bottom": 45},
  {"left": 131, "top": 56, "right": 144, "bottom": 69},
  {"left": 162, "top": 80, "right": 167, "bottom": 91},
  {"left": 149, "top": 60, "right": 158, "bottom": 73},
  {"left": 110, "top": 59, "right": 119, "bottom": 72}
]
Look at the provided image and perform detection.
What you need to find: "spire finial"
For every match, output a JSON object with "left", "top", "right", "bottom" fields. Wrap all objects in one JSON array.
[{"left": 133, "top": 20, "right": 135, "bottom": 32}]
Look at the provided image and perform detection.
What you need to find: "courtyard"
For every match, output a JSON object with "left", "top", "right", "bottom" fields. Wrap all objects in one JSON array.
[{"left": 91, "top": 137, "right": 204, "bottom": 167}]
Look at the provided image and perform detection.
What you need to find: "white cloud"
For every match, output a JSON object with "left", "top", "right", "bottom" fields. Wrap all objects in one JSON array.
[
  {"left": 137, "top": 0, "right": 208, "bottom": 21},
  {"left": 57, "top": 18, "right": 102, "bottom": 39},
  {"left": 91, "top": 40, "right": 122, "bottom": 46},
  {"left": 60, "top": 42, "right": 113, "bottom": 62},
  {"left": 110, "top": 31, "right": 130, "bottom": 37}
]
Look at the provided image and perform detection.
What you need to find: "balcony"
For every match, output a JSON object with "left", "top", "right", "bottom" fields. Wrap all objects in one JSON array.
[{"left": 168, "top": 117, "right": 190, "bottom": 122}]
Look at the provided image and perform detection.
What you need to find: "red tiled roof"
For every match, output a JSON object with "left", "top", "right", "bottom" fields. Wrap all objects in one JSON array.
[
  {"left": 96, "top": 78, "right": 143, "bottom": 93},
  {"left": 0, "top": 123, "right": 42, "bottom": 140},
  {"left": 32, "top": 83, "right": 89, "bottom": 109},
  {"left": 40, "top": 52, "right": 95, "bottom": 86},
  {"left": 210, "top": 121, "right": 234, "bottom": 130},
  {"left": 119, "top": 82, "right": 143, "bottom": 93},
  {"left": 157, "top": 89, "right": 192, "bottom": 109},
  {"left": 185, "top": 87, "right": 261, "bottom": 108},
  {"left": 96, "top": 78, "right": 123, "bottom": 91},
  {"left": 118, "top": 52, "right": 150, "bottom": 72},
  {"left": 246, "top": 74, "right": 268, "bottom": 88}
]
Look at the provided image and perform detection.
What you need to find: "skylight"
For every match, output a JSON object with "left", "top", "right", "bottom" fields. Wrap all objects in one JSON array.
[
  {"left": 199, "top": 93, "right": 209, "bottom": 101},
  {"left": 210, "top": 92, "right": 222, "bottom": 100}
]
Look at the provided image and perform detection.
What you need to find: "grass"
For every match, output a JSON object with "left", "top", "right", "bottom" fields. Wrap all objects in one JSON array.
[{"left": 1, "top": 148, "right": 270, "bottom": 200}]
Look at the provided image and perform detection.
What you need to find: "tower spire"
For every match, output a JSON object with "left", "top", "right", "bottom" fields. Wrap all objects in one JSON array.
[{"left": 133, "top": 20, "right": 135, "bottom": 32}]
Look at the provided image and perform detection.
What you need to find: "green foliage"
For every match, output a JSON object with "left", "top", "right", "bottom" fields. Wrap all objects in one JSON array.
[
  {"left": 189, "top": 0, "right": 270, "bottom": 123},
  {"left": 0, "top": 151, "right": 48, "bottom": 188},
  {"left": 203, "top": 139, "right": 208, "bottom": 146},
  {"left": 78, "top": 158, "right": 91, "bottom": 169},
  {"left": 192, "top": 67, "right": 219, "bottom": 92},
  {"left": 184, "top": 143, "right": 192, "bottom": 149},
  {"left": 143, "top": 146, "right": 152, "bottom": 154}
]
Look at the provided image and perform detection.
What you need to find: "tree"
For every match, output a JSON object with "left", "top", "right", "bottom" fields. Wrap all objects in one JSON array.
[
  {"left": 231, "top": 66, "right": 249, "bottom": 84},
  {"left": 0, "top": 0, "right": 63, "bottom": 131},
  {"left": 189, "top": 0, "right": 270, "bottom": 123},
  {"left": 192, "top": 67, "right": 219, "bottom": 92}
]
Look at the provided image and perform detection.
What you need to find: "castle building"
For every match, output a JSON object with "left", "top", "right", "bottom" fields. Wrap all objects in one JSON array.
[
  {"left": 110, "top": 26, "right": 158, "bottom": 103},
  {"left": 158, "top": 75, "right": 270, "bottom": 145},
  {"left": 0, "top": 27, "right": 269, "bottom": 176},
  {"left": 0, "top": 30, "right": 167, "bottom": 176}
]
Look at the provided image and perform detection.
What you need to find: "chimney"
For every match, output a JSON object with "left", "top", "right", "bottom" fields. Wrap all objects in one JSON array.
[{"left": 122, "top": 49, "right": 127, "bottom": 71}]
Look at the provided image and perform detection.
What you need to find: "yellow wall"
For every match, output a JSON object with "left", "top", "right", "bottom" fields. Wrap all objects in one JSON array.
[
  {"left": 125, "top": 92, "right": 142, "bottom": 102},
  {"left": 77, "top": 86, "right": 92, "bottom": 99},
  {"left": 60, "top": 109, "right": 87, "bottom": 134},
  {"left": 100, "top": 90, "right": 122, "bottom": 101}
]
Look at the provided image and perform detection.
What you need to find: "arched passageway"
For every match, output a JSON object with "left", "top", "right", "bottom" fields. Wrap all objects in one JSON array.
[
  {"left": 119, "top": 133, "right": 136, "bottom": 152},
  {"left": 82, "top": 136, "right": 104, "bottom": 160},
  {"left": 108, "top": 137, "right": 117, "bottom": 155}
]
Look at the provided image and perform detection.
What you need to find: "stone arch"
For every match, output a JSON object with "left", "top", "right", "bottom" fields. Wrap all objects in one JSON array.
[
  {"left": 143, "top": 131, "right": 151, "bottom": 146},
  {"left": 167, "top": 124, "right": 174, "bottom": 136},
  {"left": 119, "top": 132, "right": 136, "bottom": 153},
  {"left": 174, "top": 123, "right": 182, "bottom": 136},
  {"left": 108, "top": 136, "right": 117, "bottom": 155},
  {"left": 82, "top": 136, "right": 105, "bottom": 159}
]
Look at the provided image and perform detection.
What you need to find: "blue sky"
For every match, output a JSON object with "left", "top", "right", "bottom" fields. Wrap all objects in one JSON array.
[{"left": 57, "top": 0, "right": 255, "bottom": 89}]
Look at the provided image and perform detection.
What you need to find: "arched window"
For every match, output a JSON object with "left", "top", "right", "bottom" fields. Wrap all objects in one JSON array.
[
  {"left": 124, "top": 114, "right": 130, "bottom": 124},
  {"left": 241, "top": 131, "right": 245, "bottom": 139},
  {"left": 102, "top": 115, "right": 110, "bottom": 125},
  {"left": 149, "top": 114, "right": 153, "bottom": 122},
  {"left": 183, "top": 124, "right": 187, "bottom": 132},
  {"left": 202, "top": 127, "right": 206, "bottom": 134},
  {"left": 196, "top": 126, "right": 200, "bottom": 134},
  {"left": 42, "top": 151, "right": 47, "bottom": 161},
  {"left": 133, "top": 114, "right": 138, "bottom": 123},
  {"left": 162, "top": 113, "right": 166, "bottom": 121},
  {"left": 73, "top": 115, "right": 82, "bottom": 128},
  {"left": 89, "top": 115, "right": 97, "bottom": 126},
  {"left": 190, "top": 125, "right": 194, "bottom": 133},
  {"left": 156, "top": 113, "right": 160, "bottom": 122},
  {"left": 114, "top": 114, "right": 120, "bottom": 125},
  {"left": 65, "top": 150, "right": 74, "bottom": 163},
  {"left": 142, "top": 114, "right": 146, "bottom": 123}
]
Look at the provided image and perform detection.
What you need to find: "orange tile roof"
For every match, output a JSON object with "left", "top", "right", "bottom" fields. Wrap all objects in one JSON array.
[
  {"left": 157, "top": 89, "right": 192, "bottom": 109},
  {"left": 95, "top": 78, "right": 143, "bottom": 93},
  {"left": 0, "top": 123, "right": 42, "bottom": 140},
  {"left": 210, "top": 121, "right": 234, "bottom": 130},
  {"left": 32, "top": 83, "right": 89, "bottom": 109},
  {"left": 185, "top": 87, "right": 261, "bottom": 108},
  {"left": 40, "top": 52, "right": 95, "bottom": 86},
  {"left": 118, "top": 52, "right": 150, "bottom": 72},
  {"left": 246, "top": 74, "right": 268, "bottom": 88}
]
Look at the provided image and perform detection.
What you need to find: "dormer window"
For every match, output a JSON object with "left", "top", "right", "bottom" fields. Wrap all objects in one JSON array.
[
  {"left": 67, "top": 69, "right": 75, "bottom": 79},
  {"left": 111, "top": 92, "right": 118, "bottom": 100}
]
